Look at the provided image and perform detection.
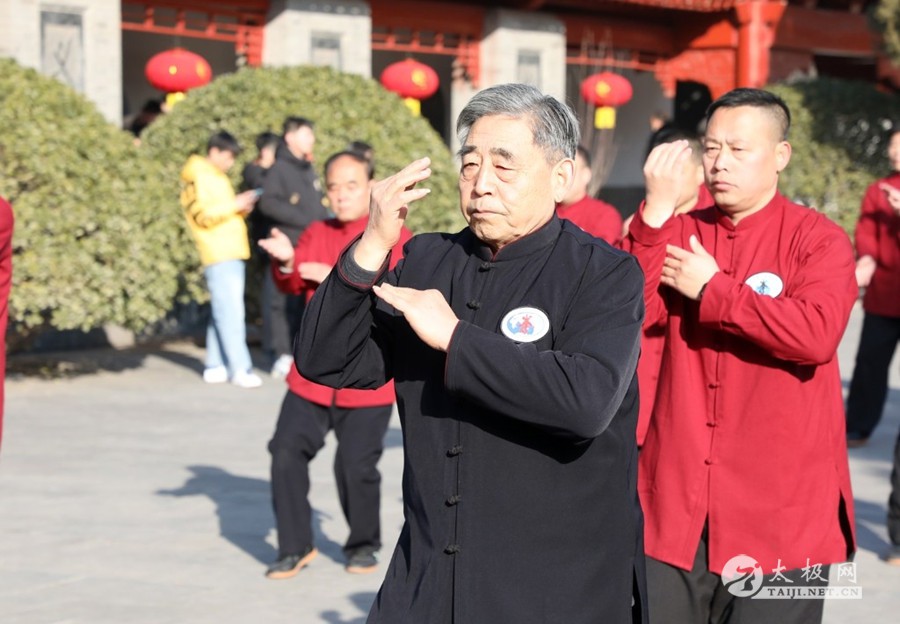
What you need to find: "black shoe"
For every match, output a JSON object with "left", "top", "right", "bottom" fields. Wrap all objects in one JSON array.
[
  {"left": 846, "top": 432, "right": 870, "bottom": 448},
  {"left": 886, "top": 544, "right": 900, "bottom": 566},
  {"left": 265, "top": 546, "right": 318, "bottom": 579},
  {"left": 345, "top": 546, "right": 379, "bottom": 574}
]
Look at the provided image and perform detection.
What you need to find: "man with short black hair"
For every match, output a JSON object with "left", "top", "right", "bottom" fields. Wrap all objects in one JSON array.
[
  {"left": 624, "top": 88, "right": 857, "bottom": 623},
  {"left": 180, "top": 131, "right": 261, "bottom": 388},
  {"left": 621, "top": 128, "right": 708, "bottom": 446},
  {"left": 258, "top": 117, "right": 328, "bottom": 378}
]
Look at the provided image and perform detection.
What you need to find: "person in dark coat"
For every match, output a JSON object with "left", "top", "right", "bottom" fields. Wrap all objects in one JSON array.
[
  {"left": 257, "top": 117, "right": 328, "bottom": 377},
  {"left": 296, "top": 83, "right": 647, "bottom": 623},
  {"left": 241, "top": 131, "right": 280, "bottom": 194}
]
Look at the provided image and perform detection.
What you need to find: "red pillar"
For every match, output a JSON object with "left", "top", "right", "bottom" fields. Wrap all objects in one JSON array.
[{"left": 734, "top": 0, "right": 786, "bottom": 88}]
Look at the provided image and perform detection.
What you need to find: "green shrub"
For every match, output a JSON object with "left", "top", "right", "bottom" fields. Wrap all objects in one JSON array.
[
  {"left": 140, "top": 65, "right": 464, "bottom": 304},
  {"left": 769, "top": 78, "right": 898, "bottom": 235},
  {"left": 873, "top": 0, "right": 900, "bottom": 65},
  {"left": 0, "top": 58, "right": 181, "bottom": 348}
]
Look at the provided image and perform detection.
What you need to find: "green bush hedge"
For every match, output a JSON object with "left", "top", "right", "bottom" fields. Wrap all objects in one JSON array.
[
  {"left": 140, "top": 64, "right": 463, "bottom": 304},
  {"left": 0, "top": 58, "right": 180, "bottom": 348},
  {"left": 0, "top": 61, "right": 464, "bottom": 348},
  {"left": 769, "top": 78, "right": 898, "bottom": 234}
]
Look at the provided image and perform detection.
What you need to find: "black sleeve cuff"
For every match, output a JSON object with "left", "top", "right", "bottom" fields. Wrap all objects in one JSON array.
[{"left": 339, "top": 240, "right": 384, "bottom": 288}]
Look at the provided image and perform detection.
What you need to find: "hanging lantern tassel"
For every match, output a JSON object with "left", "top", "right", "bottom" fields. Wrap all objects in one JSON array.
[
  {"left": 580, "top": 71, "right": 633, "bottom": 131},
  {"left": 594, "top": 106, "right": 616, "bottom": 129},
  {"left": 165, "top": 91, "right": 186, "bottom": 109},
  {"left": 404, "top": 97, "right": 422, "bottom": 117}
]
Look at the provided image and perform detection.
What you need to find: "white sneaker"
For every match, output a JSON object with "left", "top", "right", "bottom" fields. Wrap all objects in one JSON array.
[
  {"left": 231, "top": 370, "right": 263, "bottom": 388},
  {"left": 203, "top": 366, "right": 228, "bottom": 384},
  {"left": 270, "top": 354, "right": 294, "bottom": 379}
]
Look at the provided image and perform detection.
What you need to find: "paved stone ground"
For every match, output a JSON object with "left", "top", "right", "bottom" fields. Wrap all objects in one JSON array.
[{"left": 0, "top": 301, "right": 897, "bottom": 623}]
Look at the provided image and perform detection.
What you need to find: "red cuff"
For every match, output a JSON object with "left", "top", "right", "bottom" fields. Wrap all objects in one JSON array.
[{"left": 628, "top": 202, "right": 673, "bottom": 245}]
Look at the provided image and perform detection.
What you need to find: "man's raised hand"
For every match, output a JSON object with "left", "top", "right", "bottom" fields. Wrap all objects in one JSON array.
[
  {"left": 642, "top": 140, "right": 693, "bottom": 228},
  {"left": 354, "top": 158, "right": 432, "bottom": 271}
]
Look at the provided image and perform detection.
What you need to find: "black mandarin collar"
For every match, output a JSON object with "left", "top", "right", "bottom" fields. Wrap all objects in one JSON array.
[{"left": 465, "top": 215, "right": 561, "bottom": 262}]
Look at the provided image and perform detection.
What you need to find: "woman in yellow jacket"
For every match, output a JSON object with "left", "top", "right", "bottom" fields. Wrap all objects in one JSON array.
[{"left": 180, "top": 131, "right": 262, "bottom": 388}]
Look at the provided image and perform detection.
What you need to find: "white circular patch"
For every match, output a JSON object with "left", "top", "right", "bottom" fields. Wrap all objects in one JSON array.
[
  {"left": 500, "top": 307, "right": 550, "bottom": 343},
  {"left": 744, "top": 272, "right": 783, "bottom": 298}
]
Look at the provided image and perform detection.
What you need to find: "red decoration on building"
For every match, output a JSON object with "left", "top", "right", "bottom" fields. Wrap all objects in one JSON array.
[
  {"left": 145, "top": 48, "right": 213, "bottom": 107},
  {"left": 380, "top": 58, "right": 440, "bottom": 116},
  {"left": 580, "top": 71, "right": 634, "bottom": 129}
]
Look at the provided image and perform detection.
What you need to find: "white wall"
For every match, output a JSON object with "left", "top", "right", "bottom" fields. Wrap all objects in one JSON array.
[
  {"left": 264, "top": 0, "right": 371, "bottom": 77},
  {"left": 480, "top": 9, "right": 566, "bottom": 102},
  {"left": 0, "top": 0, "right": 122, "bottom": 125}
]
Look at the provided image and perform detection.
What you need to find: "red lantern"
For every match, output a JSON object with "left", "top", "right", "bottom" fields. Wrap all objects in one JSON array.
[
  {"left": 580, "top": 72, "right": 633, "bottom": 129},
  {"left": 380, "top": 59, "right": 440, "bottom": 116},
  {"left": 145, "top": 48, "right": 212, "bottom": 108}
]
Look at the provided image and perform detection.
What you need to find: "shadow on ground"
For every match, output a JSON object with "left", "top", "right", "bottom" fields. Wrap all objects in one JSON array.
[
  {"left": 157, "top": 465, "right": 344, "bottom": 566},
  {"left": 853, "top": 497, "right": 891, "bottom": 558},
  {"left": 7, "top": 337, "right": 277, "bottom": 380},
  {"left": 320, "top": 592, "right": 378, "bottom": 624},
  {"left": 5, "top": 338, "right": 207, "bottom": 379},
  {"left": 7, "top": 346, "right": 151, "bottom": 378}
]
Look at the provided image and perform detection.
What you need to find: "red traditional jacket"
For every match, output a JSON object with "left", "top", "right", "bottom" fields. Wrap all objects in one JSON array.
[
  {"left": 0, "top": 197, "right": 12, "bottom": 451},
  {"left": 627, "top": 184, "right": 714, "bottom": 446},
  {"left": 623, "top": 192, "right": 857, "bottom": 574},
  {"left": 272, "top": 216, "right": 412, "bottom": 408},
  {"left": 556, "top": 195, "right": 623, "bottom": 245},
  {"left": 855, "top": 172, "right": 900, "bottom": 318}
]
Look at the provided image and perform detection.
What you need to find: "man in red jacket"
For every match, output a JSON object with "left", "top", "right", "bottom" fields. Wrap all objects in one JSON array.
[
  {"left": 258, "top": 151, "right": 412, "bottom": 579},
  {"left": 555, "top": 145, "right": 622, "bottom": 244},
  {"left": 844, "top": 125, "right": 900, "bottom": 565},
  {"left": 0, "top": 196, "right": 12, "bottom": 451},
  {"left": 619, "top": 128, "right": 708, "bottom": 446},
  {"left": 845, "top": 126, "right": 900, "bottom": 448},
  {"left": 623, "top": 89, "right": 856, "bottom": 623}
]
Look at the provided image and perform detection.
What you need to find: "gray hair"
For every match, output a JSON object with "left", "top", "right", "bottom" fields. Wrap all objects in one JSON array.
[{"left": 456, "top": 83, "right": 579, "bottom": 164}]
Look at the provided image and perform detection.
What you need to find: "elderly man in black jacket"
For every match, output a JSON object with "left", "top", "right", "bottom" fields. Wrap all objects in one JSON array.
[{"left": 297, "top": 83, "right": 647, "bottom": 623}]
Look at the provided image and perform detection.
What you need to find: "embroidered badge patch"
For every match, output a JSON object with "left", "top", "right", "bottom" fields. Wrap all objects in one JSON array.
[
  {"left": 500, "top": 307, "right": 550, "bottom": 343},
  {"left": 744, "top": 272, "right": 783, "bottom": 298}
]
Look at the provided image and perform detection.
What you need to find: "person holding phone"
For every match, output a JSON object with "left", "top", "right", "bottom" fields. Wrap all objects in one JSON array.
[{"left": 180, "top": 131, "right": 262, "bottom": 388}]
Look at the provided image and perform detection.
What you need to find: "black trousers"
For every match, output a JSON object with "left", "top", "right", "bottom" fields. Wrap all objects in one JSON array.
[
  {"left": 268, "top": 391, "right": 392, "bottom": 557},
  {"left": 890, "top": 432, "right": 900, "bottom": 546},
  {"left": 646, "top": 527, "right": 828, "bottom": 624},
  {"left": 845, "top": 312, "right": 900, "bottom": 438},
  {"left": 261, "top": 268, "right": 304, "bottom": 359}
]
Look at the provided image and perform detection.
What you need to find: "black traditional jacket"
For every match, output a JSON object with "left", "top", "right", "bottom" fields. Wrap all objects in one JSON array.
[{"left": 298, "top": 216, "right": 648, "bottom": 623}]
